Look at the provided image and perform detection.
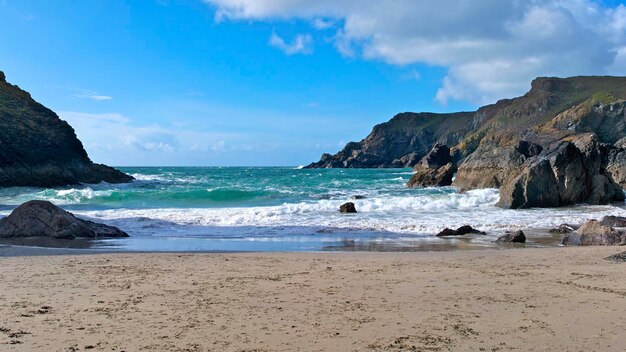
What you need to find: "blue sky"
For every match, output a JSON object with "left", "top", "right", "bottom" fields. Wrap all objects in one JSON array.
[{"left": 1, "top": 1, "right": 626, "bottom": 166}]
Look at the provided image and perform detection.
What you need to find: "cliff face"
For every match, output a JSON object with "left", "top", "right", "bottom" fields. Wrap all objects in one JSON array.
[
  {"left": 0, "top": 71, "right": 133, "bottom": 187},
  {"left": 306, "top": 112, "right": 475, "bottom": 168},
  {"left": 307, "top": 76, "right": 626, "bottom": 171}
]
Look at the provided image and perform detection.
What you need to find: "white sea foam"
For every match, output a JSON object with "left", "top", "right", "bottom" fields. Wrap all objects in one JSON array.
[{"left": 67, "top": 188, "right": 626, "bottom": 238}]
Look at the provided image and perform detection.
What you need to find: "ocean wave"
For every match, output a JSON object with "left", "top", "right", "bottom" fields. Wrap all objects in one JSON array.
[{"left": 68, "top": 188, "right": 626, "bottom": 238}]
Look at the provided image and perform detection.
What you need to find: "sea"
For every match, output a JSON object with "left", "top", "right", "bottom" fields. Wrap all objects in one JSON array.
[{"left": 1, "top": 167, "right": 625, "bottom": 252}]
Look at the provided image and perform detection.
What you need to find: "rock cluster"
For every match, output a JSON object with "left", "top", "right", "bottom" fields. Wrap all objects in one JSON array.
[{"left": 0, "top": 200, "right": 128, "bottom": 240}]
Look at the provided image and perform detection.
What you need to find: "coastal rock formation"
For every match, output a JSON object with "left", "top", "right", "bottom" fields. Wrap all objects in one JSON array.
[
  {"left": 0, "top": 71, "right": 133, "bottom": 187},
  {"left": 0, "top": 200, "right": 128, "bottom": 239},
  {"left": 496, "top": 135, "right": 624, "bottom": 208},
  {"left": 406, "top": 163, "right": 456, "bottom": 188},
  {"left": 496, "top": 230, "right": 526, "bottom": 243},
  {"left": 548, "top": 224, "right": 578, "bottom": 234},
  {"left": 305, "top": 112, "right": 475, "bottom": 168},
  {"left": 339, "top": 202, "right": 357, "bottom": 213},
  {"left": 406, "top": 143, "right": 456, "bottom": 187},
  {"left": 308, "top": 75, "right": 626, "bottom": 208}
]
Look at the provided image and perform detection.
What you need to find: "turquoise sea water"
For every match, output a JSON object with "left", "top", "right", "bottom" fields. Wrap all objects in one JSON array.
[{"left": 0, "top": 167, "right": 625, "bottom": 251}]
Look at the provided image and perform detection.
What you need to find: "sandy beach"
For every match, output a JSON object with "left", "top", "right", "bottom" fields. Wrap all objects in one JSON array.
[{"left": 0, "top": 247, "right": 624, "bottom": 352}]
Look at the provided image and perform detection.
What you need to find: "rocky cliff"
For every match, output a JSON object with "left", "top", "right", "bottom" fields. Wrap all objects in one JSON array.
[
  {"left": 0, "top": 71, "right": 133, "bottom": 187},
  {"left": 307, "top": 75, "right": 626, "bottom": 208}
]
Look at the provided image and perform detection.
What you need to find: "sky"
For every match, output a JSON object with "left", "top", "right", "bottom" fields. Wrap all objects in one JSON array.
[{"left": 1, "top": 0, "right": 626, "bottom": 166}]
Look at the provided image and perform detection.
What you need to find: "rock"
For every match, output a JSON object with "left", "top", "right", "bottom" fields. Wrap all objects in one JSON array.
[
  {"left": 436, "top": 225, "right": 485, "bottom": 237},
  {"left": 560, "top": 233, "right": 581, "bottom": 246},
  {"left": 419, "top": 143, "right": 452, "bottom": 169},
  {"left": 0, "top": 200, "right": 129, "bottom": 239},
  {"left": 436, "top": 228, "right": 459, "bottom": 237},
  {"left": 574, "top": 220, "right": 626, "bottom": 245},
  {"left": 497, "top": 135, "right": 625, "bottom": 208},
  {"left": 549, "top": 224, "right": 578, "bottom": 234},
  {"left": 339, "top": 202, "right": 357, "bottom": 213},
  {"left": 453, "top": 141, "right": 540, "bottom": 191},
  {"left": 496, "top": 230, "right": 526, "bottom": 243},
  {"left": 350, "top": 195, "right": 366, "bottom": 200},
  {"left": 600, "top": 215, "right": 626, "bottom": 227},
  {"left": 406, "top": 163, "right": 457, "bottom": 188},
  {"left": 607, "top": 147, "right": 626, "bottom": 187},
  {"left": 605, "top": 251, "right": 626, "bottom": 262},
  {"left": 0, "top": 71, "right": 133, "bottom": 187},
  {"left": 456, "top": 225, "right": 486, "bottom": 236}
]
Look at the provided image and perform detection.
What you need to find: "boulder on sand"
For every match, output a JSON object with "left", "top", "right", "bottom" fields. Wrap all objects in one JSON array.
[
  {"left": 561, "top": 219, "right": 626, "bottom": 246},
  {"left": 339, "top": 202, "right": 357, "bottom": 213},
  {"left": 0, "top": 200, "right": 128, "bottom": 240}
]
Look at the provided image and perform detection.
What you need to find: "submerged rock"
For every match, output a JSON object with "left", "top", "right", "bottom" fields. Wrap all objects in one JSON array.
[
  {"left": 496, "top": 230, "right": 526, "bottom": 243},
  {"left": 0, "top": 200, "right": 128, "bottom": 240},
  {"left": 339, "top": 202, "right": 357, "bottom": 213}
]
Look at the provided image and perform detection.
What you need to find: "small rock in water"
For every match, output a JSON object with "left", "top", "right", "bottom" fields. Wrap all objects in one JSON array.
[
  {"left": 496, "top": 230, "right": 526, "bottom": 243},
  {"left": 339, "top": 202, "right": 357, "bottom": 213},
  {"left": 350, "top": 195, "right": 366, "bottom": 200},
  {"left": 605, "top": 251, "right": 626, "bottom": 262},
  {"left": 436, "top": 225, "right": 485, "bottom": 237}
]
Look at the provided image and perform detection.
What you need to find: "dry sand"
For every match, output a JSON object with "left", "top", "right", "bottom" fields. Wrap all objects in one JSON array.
[{"left": 0, "top": 247, "right": 625, "bottom": 352}]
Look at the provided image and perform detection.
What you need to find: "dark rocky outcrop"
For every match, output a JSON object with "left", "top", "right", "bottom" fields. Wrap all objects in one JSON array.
[
  {"left": 406, "top": 144, "right": 457, "bottom": 188},
  {"left": 406, "top": 163, "right": 457, "bottom": 188},
  {"left": 496, "top": 134, "right": 624, "bottom": 208},
  {"left": 561, "top": 219, "right": 626, "bottom": 246},
  {"left": 436, "top": 225, "right": 485, "bottom": 237},
  {"left": 339, "top": 202, "right": 357, "bottom": 213},
  {"left": 0, "top": 200, "right": 128, "bottom": 239},
  {"left": 496, "top": 230, "right": 526, "bottom": 243},
  {"left": 0, "top": 71, "right": 133, "bottom": 187}
]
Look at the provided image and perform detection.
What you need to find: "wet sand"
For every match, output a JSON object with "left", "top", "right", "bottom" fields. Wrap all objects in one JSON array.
[{"left": 0, "top": 247, "right": 625, "bottom": 351}]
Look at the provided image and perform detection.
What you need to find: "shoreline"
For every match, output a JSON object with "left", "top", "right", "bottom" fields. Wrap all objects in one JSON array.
[
  {"left": 0, "top": 227, "right": 564, "bottom": 257},
  {"left": 1, "top": 246, "right": 624, "bottom": 351}
]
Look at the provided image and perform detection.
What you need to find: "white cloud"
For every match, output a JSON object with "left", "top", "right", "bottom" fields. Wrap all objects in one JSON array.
[
  {"left": 269, "top": 32, "right": 313, "bottom": 55},
  {"left": 205, "top": 0, "right": 626, "bottom": 105},
  {"left": 74, "top": 90, "right": 113, "bottom": 101}
]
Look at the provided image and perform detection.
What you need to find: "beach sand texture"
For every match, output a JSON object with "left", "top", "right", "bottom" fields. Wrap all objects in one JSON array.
[{"left": 0, "top": 247, "right": 625, "bottom": 351}]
